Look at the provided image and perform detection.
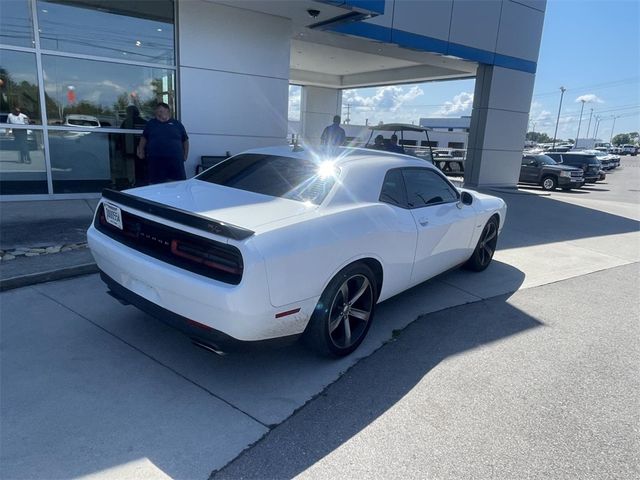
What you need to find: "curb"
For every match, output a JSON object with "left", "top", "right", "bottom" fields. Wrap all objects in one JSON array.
[{"left": 0, "top": 263, "right": 99, "bottom": 292}]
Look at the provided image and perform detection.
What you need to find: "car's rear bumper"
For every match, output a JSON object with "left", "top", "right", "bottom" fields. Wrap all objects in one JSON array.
[
  {"left": 100, "top": 271, "right": 301, "bottom": 352},
  {"left": 88, "top": 226, "right": 316, "bottom": 342}
]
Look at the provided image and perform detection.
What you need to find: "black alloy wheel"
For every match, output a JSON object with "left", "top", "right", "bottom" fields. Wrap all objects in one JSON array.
[
  {"left": 464, "top": 216, "right": 499, "bottom": 272},
  {"left": 304, "top": 263, "right": 376, "bottom": 357}
]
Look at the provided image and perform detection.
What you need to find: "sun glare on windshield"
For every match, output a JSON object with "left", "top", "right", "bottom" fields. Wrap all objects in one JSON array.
[{"left": 317, "top": 160, "right": 338, "bottom": 179}]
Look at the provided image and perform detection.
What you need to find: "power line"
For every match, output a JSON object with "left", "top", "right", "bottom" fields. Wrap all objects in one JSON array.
[{"left": 532, "top": 76, "right": 640, "bottom": 98}]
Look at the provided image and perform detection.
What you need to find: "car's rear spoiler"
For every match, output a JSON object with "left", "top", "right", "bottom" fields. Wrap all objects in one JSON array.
[{"left": 101, "top": 189, "right": 255, "bottom": 241}]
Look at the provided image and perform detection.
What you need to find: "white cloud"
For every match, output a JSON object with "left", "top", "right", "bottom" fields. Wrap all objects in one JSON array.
[
  {"left": 288, "top": 85, "right": 301, "bottom": 121},
  {"left": 575, "top": 94, "right": 604, "bottom": 104},
  {"left": 343, "top": 85, "right": 423, "bottom": 113},
  {"left": 434, "top": 92, "right": 474, "bottom": 116},
  {"left": 529, "top": 101, "right": 554, "bottom": 129}
]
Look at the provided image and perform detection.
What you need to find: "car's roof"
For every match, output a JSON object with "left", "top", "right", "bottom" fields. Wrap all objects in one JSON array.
[{"left": 241, "top": 145, "right": 435, "bottom": 170}]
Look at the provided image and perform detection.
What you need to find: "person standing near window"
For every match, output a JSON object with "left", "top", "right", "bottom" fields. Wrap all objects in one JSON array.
[
  {"left": 7, "top": 106, "right": 31, "bottom": 164},
  {"left": 136, "top": 102, "right": 189, "bottom": 184},
  {"left": 320, "top": 115, "right": 346, "bottom": 151}
]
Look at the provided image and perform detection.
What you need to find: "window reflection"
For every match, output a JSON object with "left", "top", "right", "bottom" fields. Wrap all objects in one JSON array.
[
  {"left": 42, "top": 55, "right": 174, "bottom": 127},
  {"left": 0, "top": 0, "right": 34, "bottom": 48},
  {"left": 0, "top": 128, "right": 47, "bottom": 194},
  {"left": 0, "top": 50, "right": 42, "bottom": 124},
  {"left": 49, "top": 130, "right": 145, "bottom": 193},
  {"left": 37, "top": 0, "right": 175, "bottom": 65}
]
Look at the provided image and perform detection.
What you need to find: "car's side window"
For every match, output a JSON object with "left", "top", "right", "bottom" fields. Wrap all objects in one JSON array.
[
  {"left": 379, "top": 168, "right": 408, "bottom": 208},
  {"left": 401, "top": 168, "right": 459, "bottom": 208}
]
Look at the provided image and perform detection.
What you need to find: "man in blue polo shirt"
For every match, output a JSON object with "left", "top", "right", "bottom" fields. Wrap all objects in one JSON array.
[{"left": 137, "top": 102, "right": 189, "bottom": 184}]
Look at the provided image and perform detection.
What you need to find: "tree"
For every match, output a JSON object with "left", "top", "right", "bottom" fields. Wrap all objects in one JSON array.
[
  {"left": 526, "top": 131, "right": 552, "bottom": 143},
  {"left": 612, "top": 133, "right": 632, "bottom": 146}
]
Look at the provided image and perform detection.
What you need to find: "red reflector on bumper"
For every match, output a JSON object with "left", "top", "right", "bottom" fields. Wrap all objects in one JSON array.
[
  {"left": 275, "top": 308, "right": 301, "bottom": 319},
  {"left": 187, "top": 319, "right": 213, "bottom": 331}
]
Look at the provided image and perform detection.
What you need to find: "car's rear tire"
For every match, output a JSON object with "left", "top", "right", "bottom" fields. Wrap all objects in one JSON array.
[
  {"left": 463, "top": 216, "right": 499, "bottom": 272},
  {"left": 303, "top": 262, "right": 377, "bottom": 357},
  {"left": 541, "top": 176, "right": 557, "bottom": 191}
]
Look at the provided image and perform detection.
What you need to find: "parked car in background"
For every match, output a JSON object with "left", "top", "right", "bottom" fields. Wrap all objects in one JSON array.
[
  {"left": 65, "top": 114, "right": 101, "bottom": 128},
  {"left": 88, "top": 146, "right": 506, "bottom": 357},
  {"left": 621, "top": 144, "right": 637, "bottom": 156},
  {"left": 519, "top": 153, "right": 584, "bottom": 190},
  {"left": 546, "top": 152, "right": 602, "bottom": 183},
  {"left": 587, "top": 149, "right": 617, "bottom": 170}
]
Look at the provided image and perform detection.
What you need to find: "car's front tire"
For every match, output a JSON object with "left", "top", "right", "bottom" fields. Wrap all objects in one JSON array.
[
  {"left": 541, "top": 175, "right": 557, "bottom": 191},
  {"left": 464, "top": 216, "right": 499, "bottom": 272},
  {"left": 303, "top": 262, "right": 377, "bottom": 357}
]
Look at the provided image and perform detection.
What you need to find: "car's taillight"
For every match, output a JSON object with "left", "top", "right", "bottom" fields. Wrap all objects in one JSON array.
[{"left": 170, "top": 240, "right": 242, "bottom": 275}]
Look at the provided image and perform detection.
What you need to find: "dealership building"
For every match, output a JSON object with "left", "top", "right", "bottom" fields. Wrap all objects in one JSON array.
[{"left": 0, "top": 0, "right": 546, "bottom": 199}]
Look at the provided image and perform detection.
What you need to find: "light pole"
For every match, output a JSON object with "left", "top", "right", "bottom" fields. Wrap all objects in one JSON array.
[
  {"left": 575, "top": 99, "right": 586, "bottom": 148},
  {"left": 586, "top": 108, "right": 593, "bottom": 139},
  {"left": 610, "top": 115, "right": 619, "bottom": 144},
  {"left": 552, "top": 86, "right": 566, "bottom": 149}
]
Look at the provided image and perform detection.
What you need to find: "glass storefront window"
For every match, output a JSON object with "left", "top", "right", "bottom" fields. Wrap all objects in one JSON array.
[
  {"left": 0, "top": 50, "right": 42, "bottom": 124},
  {"left": 37, "top": 0, "right": 175, "bottom": 65},
  {"left": 0, "top": 128, "right": 47, "bottom": 194},
  {"left": 49, "top": 130, "right": 144, "bottom": 193},
  {"left": 1, "top": 1, "right": 177, "bottom": 197},
  {"left": 42, "top": 55, "right": 175, "bottom": 128},
  {"left": 0, "top": 0, "right": 34, "bottom": 48}
]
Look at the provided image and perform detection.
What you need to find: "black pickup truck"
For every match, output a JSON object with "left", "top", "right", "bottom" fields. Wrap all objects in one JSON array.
[{"left": 519, "top": 153, "right": 584, "bottom": 191}]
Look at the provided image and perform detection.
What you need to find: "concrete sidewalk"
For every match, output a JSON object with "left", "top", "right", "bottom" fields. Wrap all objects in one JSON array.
[{"left": 0, "top": 199, "right": 99, "bottom": 290}]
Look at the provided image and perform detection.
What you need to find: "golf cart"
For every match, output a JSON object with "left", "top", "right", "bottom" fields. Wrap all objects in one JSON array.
[{"left": 364, "top": 123, "right": 434, "bottom": 163}]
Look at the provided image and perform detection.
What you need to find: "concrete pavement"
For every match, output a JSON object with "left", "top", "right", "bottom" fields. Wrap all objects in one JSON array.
[
  {"left": 215, "top": 263, "right": 640, "bottom": 480},
  {"left": 0, "top": 157, "right": 638, "bottom": 479}
]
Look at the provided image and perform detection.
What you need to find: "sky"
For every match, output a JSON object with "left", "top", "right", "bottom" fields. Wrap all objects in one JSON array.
[{"left": 288, "top": 0, "right": 639, "bottom": 141}]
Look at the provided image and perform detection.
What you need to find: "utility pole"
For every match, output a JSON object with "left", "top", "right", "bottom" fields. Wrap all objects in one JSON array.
[
  {"left": 575, "top": 99, "right": 586, "bottom": 147},
  {"left": 552, "top": 86, "right": 566, "bottom": 149},
  {"left": 610, "top": 115, "right": 619, "bottom": 144},
  {"left": 345, "top": 104, "right": 351, "bottom": 124},
  {"left": 586, "top": 108, "right": 593, "bottom": 139},
  {"left": 593, "top": 116, "right": 601, "bottom": 140}
]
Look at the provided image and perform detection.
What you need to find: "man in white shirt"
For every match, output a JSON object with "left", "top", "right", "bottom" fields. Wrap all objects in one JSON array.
[
  {"left": 7, "top": 106, "right": 31, "bottom": 163},
  {"left": 7, "top": 106, "right": 29, "bottom": 125}
]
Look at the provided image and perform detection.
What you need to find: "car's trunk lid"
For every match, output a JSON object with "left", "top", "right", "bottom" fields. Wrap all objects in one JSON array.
[{"left": 123, "top": 179, "right": 316, "bottom": 232}]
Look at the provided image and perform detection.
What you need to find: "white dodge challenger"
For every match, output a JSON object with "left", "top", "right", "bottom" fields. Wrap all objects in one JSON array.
[{"left": 88, "top": 146, "right": 506, "bottom": 357}]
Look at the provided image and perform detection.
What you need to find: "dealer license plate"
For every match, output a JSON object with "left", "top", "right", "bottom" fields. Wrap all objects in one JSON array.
[{"left": 103, "top": 202, "right": 123, "bottom": 230}]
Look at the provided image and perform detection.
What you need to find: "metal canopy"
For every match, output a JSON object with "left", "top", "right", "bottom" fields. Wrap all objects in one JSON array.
[{"left": 209, "top": 0, "right": 477, "bottom": 89}]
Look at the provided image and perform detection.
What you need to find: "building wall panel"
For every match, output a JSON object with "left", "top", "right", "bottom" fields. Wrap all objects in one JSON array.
[
  {"left": 496, "top": 1, "right": 545, "bottom": 62},
  {"left": 178, "top": 0, "right": 291, "bottom": 79},
  {"left": 391, "top": 0, "right": 453, "bottom": 41},
  {"left": 449, "top": 0, "right": 502, "bottom": 53}
]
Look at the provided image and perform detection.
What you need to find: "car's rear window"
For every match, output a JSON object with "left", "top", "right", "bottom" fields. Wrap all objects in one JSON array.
[{"left": 196, "top": 153, "right": 337, "bottom": 205}]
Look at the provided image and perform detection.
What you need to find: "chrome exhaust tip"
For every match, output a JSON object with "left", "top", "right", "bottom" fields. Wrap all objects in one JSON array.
[{"left": 191, "top": 339, "right": 226, "bottom": 356}]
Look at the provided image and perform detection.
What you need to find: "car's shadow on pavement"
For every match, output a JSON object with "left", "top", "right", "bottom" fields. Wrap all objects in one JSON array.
[
  {"left": 486, "top": 189, "right": 640, "bottom": 250},
  {"left": 213, "top": 285, "right": 541, "bottom": 479}
]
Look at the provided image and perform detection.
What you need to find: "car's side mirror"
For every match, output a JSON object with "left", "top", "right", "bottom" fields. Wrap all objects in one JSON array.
[{"left": 460, "top": 191, "right": 473, "bottom": 206}]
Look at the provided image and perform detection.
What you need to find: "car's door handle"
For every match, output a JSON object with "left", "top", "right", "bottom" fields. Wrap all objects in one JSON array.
[{"left": 418, "top": 218, "right": 429, "bottom": 226}]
